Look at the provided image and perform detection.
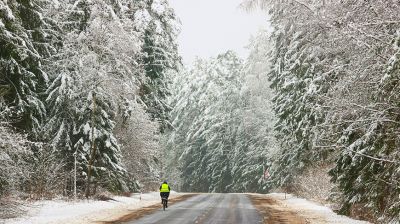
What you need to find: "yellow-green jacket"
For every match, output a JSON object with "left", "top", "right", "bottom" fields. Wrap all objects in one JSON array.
[{"left": 160, "top": 183, "right": 170, "bottom": 192}]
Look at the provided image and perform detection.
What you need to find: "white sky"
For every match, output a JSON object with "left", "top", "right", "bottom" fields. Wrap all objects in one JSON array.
[{"left": 168, "top": 0, "right": 270, "bottom": 64}]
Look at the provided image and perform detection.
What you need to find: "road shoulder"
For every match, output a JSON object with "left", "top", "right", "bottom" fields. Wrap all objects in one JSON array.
[
  {"left": 248, "top": 193, "right": 370, "bottom": 224},
  {"left": 249, "top": 194, "right": 307, "bottom": 224}
]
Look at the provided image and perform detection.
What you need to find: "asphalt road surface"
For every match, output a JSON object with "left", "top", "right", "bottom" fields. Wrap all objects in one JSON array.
[{"left": 128, "top": 194, "right": 262, "bottom": 224}]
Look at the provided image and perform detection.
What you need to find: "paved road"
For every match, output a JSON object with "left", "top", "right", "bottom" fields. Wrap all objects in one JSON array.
[{"left": 128, "top": 194, "right": 262, "bottom": 224}]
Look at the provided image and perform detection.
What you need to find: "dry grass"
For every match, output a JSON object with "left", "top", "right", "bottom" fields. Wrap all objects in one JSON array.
[
  {"left": 249, "top": 194, "right": 308, "bottom": 224},
  {"left": 0, "top": 197, "right": 27, "bottom": 219},
  {"left": 290, "top": 164, "right": 336, "bottom": 204},
  {"left": 349, "top": 203, "right": 376, "bottom": 223}
]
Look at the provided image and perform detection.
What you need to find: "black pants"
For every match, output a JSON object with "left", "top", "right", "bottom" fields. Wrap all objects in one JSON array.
[{"left": 160, "top": 192, "right": 170, "bottom": 199}]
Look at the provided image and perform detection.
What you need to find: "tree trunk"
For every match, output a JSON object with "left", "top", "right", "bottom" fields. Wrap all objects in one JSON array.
[{"left": 85, "top": 93, "right": 97, "bottom": 198}]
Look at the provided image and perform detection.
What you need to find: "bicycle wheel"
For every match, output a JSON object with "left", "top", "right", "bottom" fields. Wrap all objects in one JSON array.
[{"left": 163, "top": 198, "right": 166, "bottom": 211}]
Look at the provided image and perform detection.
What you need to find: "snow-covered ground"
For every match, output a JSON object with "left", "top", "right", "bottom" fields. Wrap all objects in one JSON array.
[
  {"left": 266, "top": 193, "right": 370, "bottom": 224},
  {"left": 2, "top": 192, "right": 182, "bottom": 224}
]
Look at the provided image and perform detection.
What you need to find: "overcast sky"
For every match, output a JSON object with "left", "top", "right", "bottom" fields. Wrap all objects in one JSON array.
[{"left": 168, "top": 0, "right": 270, "bottom": 64}]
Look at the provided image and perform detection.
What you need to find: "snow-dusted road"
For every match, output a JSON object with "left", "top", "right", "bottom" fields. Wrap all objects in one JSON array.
[{"left": 127, "top": 194, "right": 262, "bottom": 224}]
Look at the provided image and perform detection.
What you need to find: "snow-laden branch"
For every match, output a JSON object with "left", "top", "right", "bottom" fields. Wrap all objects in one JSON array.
[
  {"left": 314, "top": 144, "right": 398, "bottom": 164},
  {"left": 292, "top": 0, "right": 314, "bottom": 13}
]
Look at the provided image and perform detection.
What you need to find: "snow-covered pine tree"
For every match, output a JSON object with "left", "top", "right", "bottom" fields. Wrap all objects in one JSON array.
[
  {"left": 163, "top": 67, "right": 198, "bottom": 191},
  {"left": 168, "top": 51, "right": 245, "bottom": 192},
  {"left": 1, "top": 0, "right": 181, "bottom": 197},
  {"left": 40, "top": 0, "right": 90, "bottom": 192},
  {"left": 310, "top": 1, "right": 400, "bottom": 220},
  {"left": 42, "top": 71, "right": 76, "bottom": 179},
  {"left": 167, "top": 43, "right": 280, "bottom": 193},
  {"left": 202, "top": 52, "right": 243, "bottom": 193},
  {"left": 249, "top": 0, "right": 400, "bottom": 221},
  {"left": 0, "top": 0, "right": 58, "bottom": 136},
  {"left": 266, "top": 6, "right": 336, "bottom": 189},
  {"left": 171, "top": 58, "right": 217, "bottom": 192},
  {"left": 74, "top": 90, "right": 127, "bottom": 193},
  {"left": 137, "top": 0, "right": 181, "bottom": 132},
  {"left": 42, "top": 0, "right": 144, "bottom": 194},
  {"left": 230, "top": 31, "right": 276, "bottom": 193},
  {"left": 330, "top": 33, "right": 400, "bottom": 220}
]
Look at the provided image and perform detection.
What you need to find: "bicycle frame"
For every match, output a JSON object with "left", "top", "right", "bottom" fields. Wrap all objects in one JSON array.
[{"left": 162, "top": 196, "right": 168, "bottom": 211}]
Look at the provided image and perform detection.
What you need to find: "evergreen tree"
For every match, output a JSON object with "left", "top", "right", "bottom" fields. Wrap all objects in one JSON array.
[
  {"left": 138, "top": 0, "right": 181, "bottom": 132},
  {"left": 268, "top": 26, "right": 327, "bottom": 188},
  {"left": 41, "top": 0, "right": 145, "bottom": 193},
  {"left": 0, "top": 0, "right": 182, "bottom": 198},
  {"left": 249, "top": 0, "right": 400, "bottom": 221},
  {"left": 230, "top": 32, "right": 276, "bottom": 193},
  {"left": 331, "top": 34, "right": 400, "bottom": 219},
  {"left": 0, "top": 0, "right": 58, "bottom": 136},
  {"left": 168, "top": 51, "right": 275, "bottom": 193},
  {"left": 74, "top": 90, "right": 127, "bottom": 192},
  {"left": 43, "top": 72, "right": 76, "bottom": 166}
]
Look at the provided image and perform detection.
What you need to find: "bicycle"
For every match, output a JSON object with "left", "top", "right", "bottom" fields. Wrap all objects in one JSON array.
[{"left": 161, "top": 196, "right": 168, "bottom": 211}]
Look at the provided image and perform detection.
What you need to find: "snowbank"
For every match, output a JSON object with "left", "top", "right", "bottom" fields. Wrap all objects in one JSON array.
[
  {"left": 267, "top": 193, "right": 370, "bottom": 224},
  {"left": 3, "top": 192, "right": 182, "bottom": 224}
]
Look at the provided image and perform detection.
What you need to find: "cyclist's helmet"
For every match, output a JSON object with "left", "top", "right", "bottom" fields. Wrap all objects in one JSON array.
[{"left": 163, "top": 180, "right": 168, "bottom": 184}]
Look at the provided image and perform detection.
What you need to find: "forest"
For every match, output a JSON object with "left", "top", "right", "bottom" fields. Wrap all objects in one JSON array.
[{"left": 1, "top": 0, "right": 399, "bottom": 223}]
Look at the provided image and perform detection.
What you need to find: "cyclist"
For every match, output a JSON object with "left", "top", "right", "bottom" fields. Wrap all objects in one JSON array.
[{"left": 159, "top": 180, "right": 170, "bottom": 207}]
